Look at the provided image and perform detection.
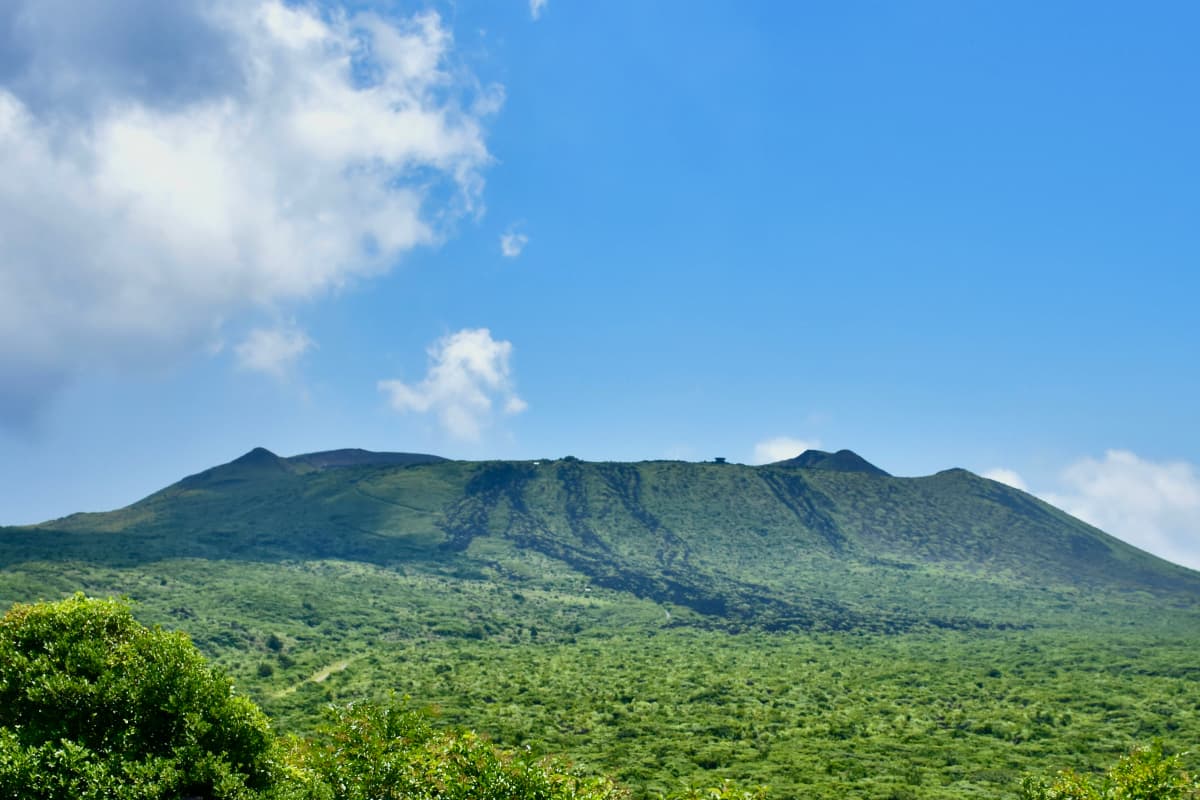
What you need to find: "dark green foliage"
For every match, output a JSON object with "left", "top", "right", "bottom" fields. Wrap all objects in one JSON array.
[
  {"left": 0, "top": 594, "right": 275, "bottom": 799},
  {"left": 1020, "top": 741, "right": 1200, "bottom": 799}
]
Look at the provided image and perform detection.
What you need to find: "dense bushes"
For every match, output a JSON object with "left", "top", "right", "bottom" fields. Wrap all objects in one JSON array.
[
  {"left": 7, "top": 595, "right": 1195, "bottom": 800},
  {"left": 284, "top": 697, "right": 625, "bottom": 800}
]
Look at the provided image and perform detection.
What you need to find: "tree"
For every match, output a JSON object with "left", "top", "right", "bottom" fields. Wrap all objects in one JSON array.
[
  {"left": 1019, "top": 741, "right": 1200, "bottom": 800},
  {"left": 0, "top": 594, "right": 276, "bottom": 800}
]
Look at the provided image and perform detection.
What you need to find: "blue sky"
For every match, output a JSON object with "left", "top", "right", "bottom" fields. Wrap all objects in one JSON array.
[{"left": 2, "top": 1, "right": 1198, "bottom": 568}]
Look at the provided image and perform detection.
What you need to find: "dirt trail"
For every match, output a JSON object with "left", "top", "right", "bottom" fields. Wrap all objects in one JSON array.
[{"left": 272, "top": 657, "right": 355, "bottom": 698}]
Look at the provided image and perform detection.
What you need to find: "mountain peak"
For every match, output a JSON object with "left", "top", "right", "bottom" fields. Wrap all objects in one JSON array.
[
  {"left": 176, "top": 446, "right": 289, "bottom": 487},
  {"left": 232, "top": 447, "right": 283, "bottom": 466},
  {"left": 768, "top": 449, "right": 891, "bottom": 477}
]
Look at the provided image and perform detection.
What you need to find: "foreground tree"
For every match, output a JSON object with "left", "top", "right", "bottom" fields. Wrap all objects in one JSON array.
[
  {"left": 1020, "top": 741, "right": 1200, "bottom": 800},
  {"left": 0, "top": 594, "right": 276, "bottom": 800}
]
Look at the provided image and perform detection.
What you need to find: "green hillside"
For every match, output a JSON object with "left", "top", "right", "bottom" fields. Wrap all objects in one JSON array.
[
  {"left": 8, "top": 447, "right": 1197, "bottom": 629},
  {"left": 2, "top": 448, "right": 1199, "bottom": 798}
]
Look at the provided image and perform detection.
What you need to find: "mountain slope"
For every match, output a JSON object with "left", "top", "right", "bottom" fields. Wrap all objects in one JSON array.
[{"left": 5, "top": 448, "right": 1197, "bottom": 632}]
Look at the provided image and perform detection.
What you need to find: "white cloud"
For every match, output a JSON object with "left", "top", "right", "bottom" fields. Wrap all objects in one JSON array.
[
  {"left": 0, "top": 0, "right": 498, "bottom": 428},
  {"left": 982, "top": 468, "right": 1029, "bottom": 492},
  {"left": 378, "top": 328, "right": 526, "bottom": 440},
  {"left": 530, "top": 0, "right": 548, "bottom": 21},
  {"left": 500, "top": 230, "right": 529, "bottom": 258},
  {"left": 1039, "top": 450, "right": 1200, "bottom": 571},
  {"left": 234, "top": 325, "right": 312, "bottom": 378},
  {"left": 753, "top": 436, "right": 821, "bottom": 465}
]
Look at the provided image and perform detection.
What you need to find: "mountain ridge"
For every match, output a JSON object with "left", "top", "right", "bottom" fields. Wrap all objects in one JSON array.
[{"left": 6, "top": 447, "right": 1197, "bottom": 635}]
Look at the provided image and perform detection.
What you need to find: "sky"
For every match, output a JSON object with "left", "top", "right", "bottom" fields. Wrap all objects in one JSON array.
[{"left": 1, "top": 1, "right": 1198, "bottom": 569}]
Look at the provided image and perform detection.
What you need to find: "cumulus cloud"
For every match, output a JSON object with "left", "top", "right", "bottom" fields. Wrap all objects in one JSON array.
[
  {"left": 500, "top": 229, "right": 529, "bottom": 258},
  {"left": 979, "top": 454, "right": 1200, "bottom": 569},
  {"left": 981, "top": 468, "right": 1029, "bottom": 492},
  {"left": 0, "top": 0, "right": 498, "bottom": 428},
  {"left": 1039, "top": 450, "right": 1200, "bottom": 571},
  {"left": 530, "top": 0, "right": 548, "bottom": 21},
  {"left": 378, "top": 328, "right": 526, "bottom": 440},
  {"left": 234, "top": 325, "right": 312, "bottom": 378},
  {"left": 753, "top": 436, "right": 821, "bottom": 465}
]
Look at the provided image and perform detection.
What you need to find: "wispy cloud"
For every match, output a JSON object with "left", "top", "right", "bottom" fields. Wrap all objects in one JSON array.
[
  {"left": 378, "top": 328, "right": 526, "bottom": 440},
  {"left": 1040, "top": 450, "right": 1200, "bottom": 571},
  {"left": 235, "top": 325, "right": 313, "bottom": 378},
  {"left": 500, "top": 229, "right": 529, "bottom": 258},
  {"left": 752, "top": 436, "right": 821, "bottom": 465},
  {"left": 0, "top": 0, "right": 499, "bottom": 429},
  {"left": 985, "top": 452, "right": 1200, "bottom": 570},
  {"left": 530, "top": 0, "right": 548, "bottom": 21}
]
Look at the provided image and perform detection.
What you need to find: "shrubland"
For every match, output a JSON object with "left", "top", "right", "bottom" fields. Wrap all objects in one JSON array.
[
  {"left": 2, "top": 595, "right": 1198, "bottom": 799},
  {"left": 0, "top": 595, "right": 765, "bottom": 800}
]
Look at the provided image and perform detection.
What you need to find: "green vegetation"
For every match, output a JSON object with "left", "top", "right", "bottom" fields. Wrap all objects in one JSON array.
[
  {"left": 2, "top": 449, "right": 1200, "bottom": 797},
  {"left": 0, "top": 594, "right": 274, "bottom": 800},
  {"left": 288, "top": 696, "right": 624, "bottom": 800},
  {"left": 4, "top": 596, "right": 1198, "bottom": 799},
  {"left": 1020, "top": 741, "right": 1200, "bottom": 799},
  {"left": 3, "top": 563, "right": 1198, "bottom": 798},
  {"left": 1, "top": 596, "right": 757, "bottom": 800},
  {"left": 14, "top": 449, "right": 1198, "bottom": 633}
]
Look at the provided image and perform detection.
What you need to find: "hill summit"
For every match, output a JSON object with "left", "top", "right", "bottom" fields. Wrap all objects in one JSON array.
[
  {"left": 769, "top": 448, "right": 891, "bottom": 476},
  {"left": 288, "top": 448, "right": 448, "bottom": 469}
]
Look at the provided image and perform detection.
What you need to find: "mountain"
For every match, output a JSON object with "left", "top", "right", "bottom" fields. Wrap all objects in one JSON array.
[
  {"left": 6, "top": 447, "right": 1197, "bottom": 633},
  {"left": 5, "top": 447, "right": 1200, "bottom": 799}
]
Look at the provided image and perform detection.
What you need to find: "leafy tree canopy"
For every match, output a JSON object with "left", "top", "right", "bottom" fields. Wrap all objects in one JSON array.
[{"left": 0, "top": 594, "right": 276, "bottom": 799}]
